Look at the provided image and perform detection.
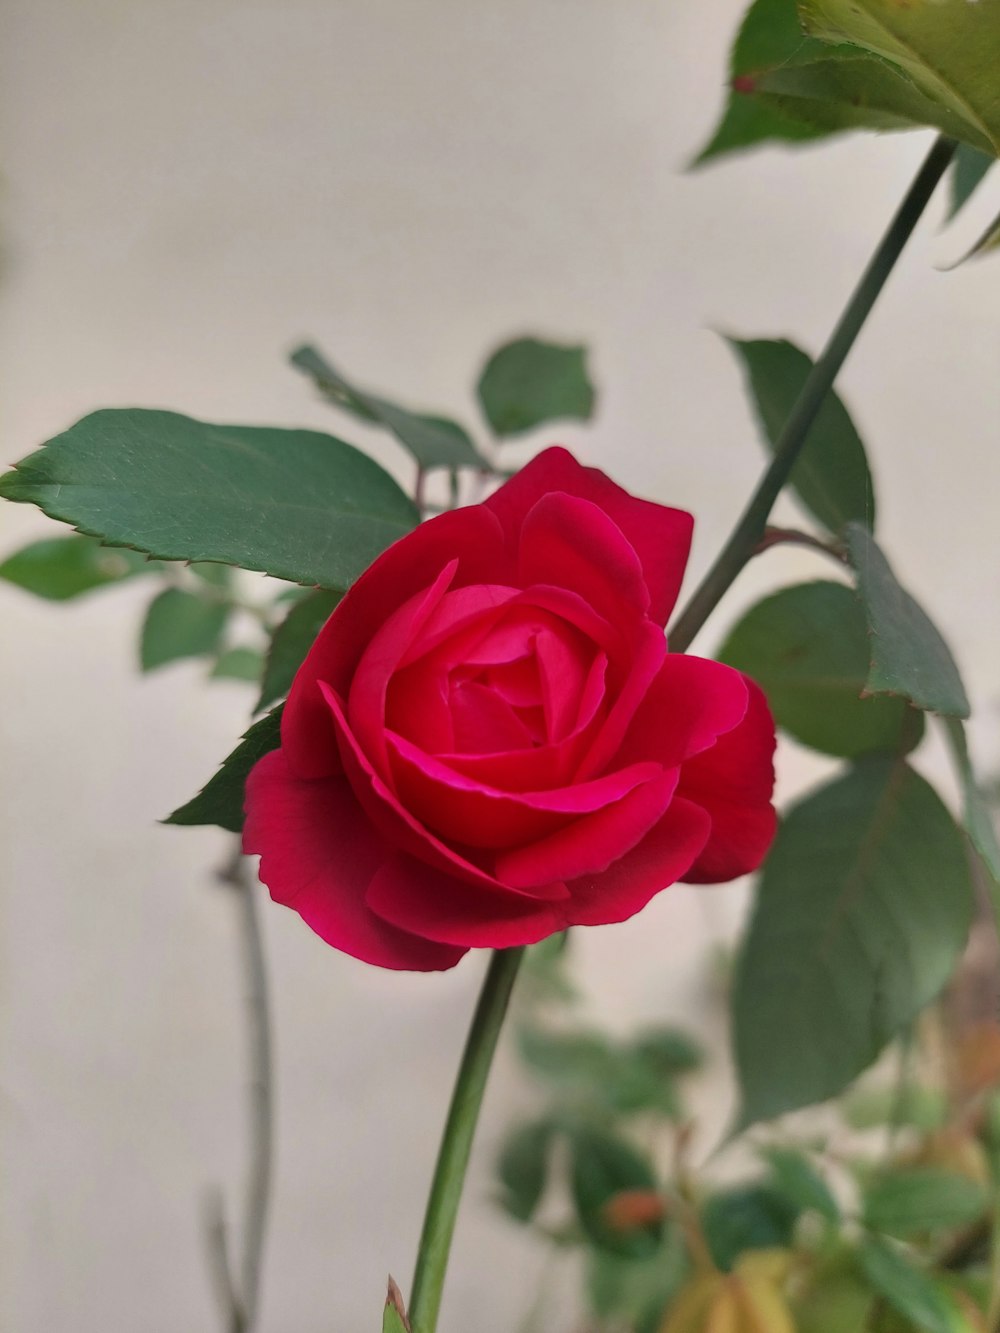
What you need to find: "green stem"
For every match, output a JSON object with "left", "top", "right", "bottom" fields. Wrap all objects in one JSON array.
[
  {"left": 408, "top": 946, "right": 526, "bottom": 1333},
  {"left": 668, "top": 135, "right": 956, "bottom": 654}
]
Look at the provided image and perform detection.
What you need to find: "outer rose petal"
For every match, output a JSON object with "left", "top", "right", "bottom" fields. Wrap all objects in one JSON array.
[
  {"left": 617, "top": 655, "right": 749, "bottom": 769},
  {"left": 243, "top": 751, "right": 465, "bottom": 972},
  {"left": 564, "top": 796, "right": 712, "bottom": 926},
  {"left": 484, "top": 447, "right": 694, "bottom": 626},
  {"left": 678, "top": 677, "right": 777, "bottom": 884},
  {"left": 366, "top": 854, "right": 565, "bottom": 948},
  {"left": 283, "top": 504, "right": 509, "bottom": 779}
]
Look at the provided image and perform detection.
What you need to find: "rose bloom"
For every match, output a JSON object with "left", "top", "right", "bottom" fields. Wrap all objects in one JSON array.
[{"left": 244, "top": 449, "right": 776, "bottom": 971}]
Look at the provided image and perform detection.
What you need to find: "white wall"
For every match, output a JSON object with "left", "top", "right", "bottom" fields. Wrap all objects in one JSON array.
[{"left": 2, "top": 2, "right": 998, "bottom": 1330}]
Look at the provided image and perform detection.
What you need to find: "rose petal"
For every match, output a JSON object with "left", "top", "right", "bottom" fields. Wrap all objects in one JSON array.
[
  {"left": 484, "top": 447, "right": 693, "bottom": 625},
  {"left": 243, "top": 750, "right": 465, "bottom": 971},
  {"left": 495, "top": 768, "right": 679, "bottom": 888},
  {"left": 617, "top": 655, "right": 749, "bottom": 770},
  {"left": 348, "top": 560, "right": 457, "bottom": 781},
  {"left": 678, "top": 676, "right": 777, "bottom": 884},
  {"left": 366, "top": 853, "right": 565, "bottom": 948},
  {"left": 576, "top": 620, "right": 667, "bottom": 780},
  {"left": 518, "top": 492, "right": 649, "bottom": 626},
  {"left": 320, "top": 681, "right": 568, "bottom": 901},
  {"left": 387, "top": 729, "right": 663, "bottom": 849},
  {"left": 563, "top": 796, "right": 712, "bottom": 926},
  {"left": 283, "top": 504, "right": 508, "bottom": 779}
]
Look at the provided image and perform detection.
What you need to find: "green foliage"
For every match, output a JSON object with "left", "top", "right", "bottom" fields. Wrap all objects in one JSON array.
[
  {"left": 257, "top": 588, "right": 340, "bottom": 711},
  {"left": 944, "top": 717, "right": 1000, "bottom": 891},
  {"left": 862, "top": 1168, "right": 987, "bottom": 1239},
  {"left": 733, "top": 756, "right": 974, "bottom": 1127},
  {"left": 495, "top": 1119, "right": 557, "bottom": 1223},
  {"left": 0, "top": 533, "right": 154, "bottom": 600},
  {"left": 476, "top": 337, "right": 595, "bottom": 438},
  {"left": 719, "top": 582, "right": 922, "bottom": 758},
  {"left": 761, "top": 1146, "right": 840, "bottom": 1223},
  {"left": 290, "top": 345, "right": 483, "bottom": 471},
  {"left": 586, "top": 1233, "right": 689, "bottom": 1333},
  {"left": 382, "top": 1279, "right": 410, "bottom": 1333},
  {"left": 568, "top": 1126, "right": 661, "bottom": 1259},
  {"left": 701, "top": 1184, "right": 800, "bottom": 1271},
  {"left": 801, "top": 0, "right": 1000, "bottom": 157},
  {"left": 0, "top": 409, "right": 419, "bottom": 592},
  {"left": 949, "top": 145, "right": 995, "bottom": 219},
  {"left": 793, "top": 1259, "right": 875, "bottom": 1333},
  {"left": 857, "top": 1236, "right": 954, "bottom": 1333},
  {"left": 694, "top": 0, "right": 844, "bottom": 165},
  {"left": 140, "top": 588, "right": 228, "bottom": 671},
  {"left": 726, "top": 337, "right": 875, "bottom": 534},
  {"left": 846, "top": 524, "right": 970, "bottom": 719},
  {"left": 842, "top": 1084, "right": 949, "bottom": 1134},
  {"left": 165, "top": 707, "right": 283, "bottom": 833},
  {"left": 210, "top": 646, "right": 265, "bottom": 683}
]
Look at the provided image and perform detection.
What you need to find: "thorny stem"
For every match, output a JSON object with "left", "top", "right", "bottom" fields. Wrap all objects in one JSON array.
[
  {"left": 668, "top": 135, "right": 956, "bottom": 654},
  {"left": 205, "top": 843, "right": 274, "bottom": 1333}
]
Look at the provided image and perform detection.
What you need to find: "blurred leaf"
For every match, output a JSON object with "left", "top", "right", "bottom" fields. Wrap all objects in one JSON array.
[
  {"left": 801, "top": 0, "right": 1000, "bottom": 156},
  {"left": 846, "top": 524, "right": 970, "bottom": 718},
  {"left": 0, "top": 533, "right": 153, "bottom": 600},
  {"left": 189, "top": 561, "right": 233, "bottom": 588},
  {"left": 701, "top": 1185, "right": 799, "bottom": 1271},
  {"left": 863, "top": 1168, "right": 987, "bottom": 1238},
  {"left": 694, "top": 0, "right": 848, "bottom": 164},
  {"left": 257, "top": 588, "right": 340, "bottom": 711},
  {"left": 476, "top": 337, "right": 595, "bottom": 438},
  {"left": 568, "top": 1126, "right": 661, "bottom": 1259},
  {"left": 290, "top": 344, "right": 483, "bottom": 471},
  {"left": 719, "top": 582, "right": 922, "bottom": 758},
  {"left": 726, "top": 338, "right": 875, "bottom": 534},
  {"left": 0, "top": 409, "right": 419, "bottom": 591},
  {"left": 857, "top": 1236, "right": 953, "bottom": 1333},
  {"left": 210, "top": 646, "right": 265, "bottom": 682},
  {"left": 140, "top": 588, "right": 228, "bottom": 671},
  {"left": 943, "top": 718, "right": 1000, "bottom": 892},
  {"left": 945, "top": 204, "right": 1000, "bottom": 269},
  {"left": 842, "top": 1084, "right": 948, "bottom": 1133},
  {"left": 949, "top": 145, "right": 995, "bottom": 218},
  {"left": 792, "top": 1257, "right": 875, "bottom": 1333},
  {"left": 495, "top": 1119, "right": 557, "bottom": 1223},
  {"left": 629, "top": 1027, "right": 704, "bottom": 1077},
  {"left": 762, "top": 1146, "right": 840, "bottom": 1223},
  {"left": 734, "top": 756, "right": 974, "bottom": 1127},
  {"left": 518, "top": 1026, "right": 616, "bottom": 1088},
  {"left": 518, "top": 1025, "right": 682, "bottom": 1119},
  {"left": 586, "top": 1232, "right": 688, "bottom": 1331},
  {"left": 164, "top": 707, "right": 283, "bottom": 833}
]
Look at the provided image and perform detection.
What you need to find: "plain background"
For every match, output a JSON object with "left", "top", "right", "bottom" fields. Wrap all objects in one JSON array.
[{"left": 2, "top": 2, "right": 999, "bottom": 1329}]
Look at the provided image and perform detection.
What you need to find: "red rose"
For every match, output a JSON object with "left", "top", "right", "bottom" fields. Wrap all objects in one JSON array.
[{"left": 244, "top": 449, "right": 776, "bottom": 971}]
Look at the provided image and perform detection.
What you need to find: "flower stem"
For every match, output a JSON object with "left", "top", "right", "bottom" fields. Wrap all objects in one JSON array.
[
  {"left": 408, "top": 946, "right": 526, "bottom": 1333},
  {"left": 668, "top": 134, "right": 956, "bottom": 654}
]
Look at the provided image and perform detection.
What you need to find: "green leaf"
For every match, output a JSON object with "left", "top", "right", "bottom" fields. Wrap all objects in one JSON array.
[
  {"left": 800, "top": 0, "right": 1000, "bottom": 156},
  {"left": 518, "top": 1026, "right": 617, "bottom": 1088},
  {"left": 694, "top": 0, "right": 850, "bottom": 165},
  {"left": 762, "top": 1146, "right": 840, "bottom": 1223},
  {"left": 382, "top": 1278, "right": 411, "bottom": 1333},
  {"left": 190, "top": 561, "right": 234, "bottom": 589},
  {"left": 733, "top": 756, "right": 974, "bottom": 1127},
  {"left": 945, "top": 203, "right": 1000, "bottom": 269},
  {"left": 943, "top": 717, "right": 1000, "bottom": 891},
  {"left": 0, "top": 409, "right": 419, "bottom": 591},
  {"left": 165, "top": 707, "right": 283, "bottom": 833},
  {"left": 0, "top": 533, "right": 154, "bottom": 600},
  {"left": 949, "top": 144, "right": 995, "bottom": 218},
  {"left": 568, "top": 1127, "right": 661, "bottom": 1259},
  {"left": 842, "top": 1084, "right": 948, "bottom": 1133},
  {"left": 257, "top": 587, "right": 340, "bottom": 711},
  {"left": 586, "top": 1232, "right": 688, "bottom": 1329},
  {"left": 140, "top": 588, "right": 228, "bottom": 671},
  {"left": 290, "top": 344, "right": 483, "bottom": 471},
  {"left": 751, "top": 50, "right": 992, "bottom": 151},
  {"left": 701, "top": 1184, "right": 800, "bottom": 1271},
  {"left": 857, "top": 1236, "right": 953, "bottom": 1333},
  {"left": 863, "top": 1168, "right": 987, "bottom": 1238},
  {"left": 495, "top": 1119, "right": 557, "bottom": 1223},
  {"left": 845, "top": 524, "right": 970, "bottom": 719},
  {"left": 477, "top": 337, "right": 595, "bottom": 438},
  {"left": 727, "top": 338, "right": 875, "bottom": 534},
  {"left": 793, "top": 1259, "right": 875, "bottom": 1333},
  {"left": 718, "top": 582, "right": 923, "bottom": 758},
  {"left": 629, "top": 1028, "right": 704, "bottom": 1077},
  {"left": 210, "top": 646, "right": 265, "bottom": 682}
]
